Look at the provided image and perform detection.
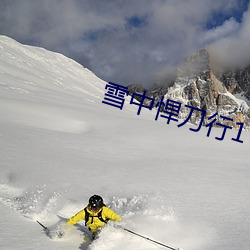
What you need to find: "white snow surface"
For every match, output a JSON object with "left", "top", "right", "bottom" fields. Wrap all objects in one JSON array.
[{"left": 0, "top": 36, "right": 250, "bottom": 250}]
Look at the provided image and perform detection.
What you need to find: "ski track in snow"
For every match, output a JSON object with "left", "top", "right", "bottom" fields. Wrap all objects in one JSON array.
[{"left": 0, "top": 179, "right": 211, "bottom": 250}]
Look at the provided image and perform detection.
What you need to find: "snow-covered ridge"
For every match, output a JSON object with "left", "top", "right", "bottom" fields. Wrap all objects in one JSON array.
[
  {"left": 0, "top": 35, "right": 108, "bottom": 133},
  {"left": 0, "top": 35, "right": 106, "bottom": 100}
]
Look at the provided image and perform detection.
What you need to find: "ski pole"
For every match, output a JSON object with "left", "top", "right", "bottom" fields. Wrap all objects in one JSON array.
[
  {"left": 122, "top": 227, "right": 180, "bottom": 250},
  {"left": 37, "top": 220, "right": 48, "bottom": 231}
]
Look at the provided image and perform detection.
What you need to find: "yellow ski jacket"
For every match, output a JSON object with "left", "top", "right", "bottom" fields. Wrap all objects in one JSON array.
[{"left": 67, "top": 206, "right": 121, "bottom": 233}]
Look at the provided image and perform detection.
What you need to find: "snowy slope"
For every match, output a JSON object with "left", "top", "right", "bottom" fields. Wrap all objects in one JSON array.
[{"left": 0, "top": 36, "right": 250, "bottom": 250}]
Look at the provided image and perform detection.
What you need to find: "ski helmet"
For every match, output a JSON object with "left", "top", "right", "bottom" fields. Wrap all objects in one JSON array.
[{"left": 89, "top": 195, "right": 104, "bottom": 210}]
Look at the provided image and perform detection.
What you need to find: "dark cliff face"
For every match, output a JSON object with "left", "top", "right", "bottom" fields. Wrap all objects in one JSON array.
[
  {"left": 217, "top": 66, "right": 250, "bottom": 100},
  {"left": 127, "top": 83, "right": 145, "bottom": 95}
]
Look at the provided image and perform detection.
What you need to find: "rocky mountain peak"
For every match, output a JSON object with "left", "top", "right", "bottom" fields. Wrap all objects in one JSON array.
[
  {"left": 177, "top": 48, "right": 210, "bottom": 78},
  {"left": 166, "top": 49, "right": 250, "bottom": 128},
  {"left": 128, "top": 48, "right": 250, "bottom": 129}
]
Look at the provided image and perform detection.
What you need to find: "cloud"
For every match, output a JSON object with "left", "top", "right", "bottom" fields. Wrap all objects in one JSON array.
[
  {"left": 200, "top": 18, "right": 240, "bottom": 45},
  {"left": 209, "top": 4, "right": 250, "bottom": 69},
  {"left": 0, "top": 0, "right": 249, "bottom": 87}
]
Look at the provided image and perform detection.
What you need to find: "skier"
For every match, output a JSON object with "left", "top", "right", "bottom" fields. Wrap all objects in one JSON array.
[{"left": 66, "top": 194, "right": 121, "bottom": 239}]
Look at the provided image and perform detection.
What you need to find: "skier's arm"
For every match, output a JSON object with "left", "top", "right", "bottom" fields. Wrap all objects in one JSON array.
[
  {"left": 67, "top": 209, "right": 85, "bottom": 225},
  {"left": 104, "top": 207, "right": 122, "bottom": 222}
]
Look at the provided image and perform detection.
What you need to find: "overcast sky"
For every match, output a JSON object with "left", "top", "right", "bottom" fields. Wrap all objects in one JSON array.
[{"left": 0, "top": 0, "right": 249, "bottom": 87}]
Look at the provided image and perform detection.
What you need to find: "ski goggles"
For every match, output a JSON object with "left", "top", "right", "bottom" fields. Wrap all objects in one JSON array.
[{"left": 89, "top": 204, "right": 101, "bottom": 212}]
